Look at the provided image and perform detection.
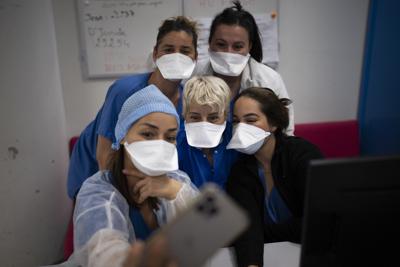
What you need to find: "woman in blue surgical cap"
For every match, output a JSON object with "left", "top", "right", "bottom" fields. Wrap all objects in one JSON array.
[
  {"left": 67, "top": 16, "right": 198, "bottom": 199},
  {"left": 63, "top": 85, "right": 198, "bottom": 267}
]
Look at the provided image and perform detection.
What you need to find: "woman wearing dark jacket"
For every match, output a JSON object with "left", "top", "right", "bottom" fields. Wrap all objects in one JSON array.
[{"left": 225, "top": 87, "right": 323, "bottom": 267}]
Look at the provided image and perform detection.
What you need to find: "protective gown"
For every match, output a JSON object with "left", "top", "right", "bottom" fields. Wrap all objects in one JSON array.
[{"left": 45, "top": 170, "right": 199, "bottom": 267}]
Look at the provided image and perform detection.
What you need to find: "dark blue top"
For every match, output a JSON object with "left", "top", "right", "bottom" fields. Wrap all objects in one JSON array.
[
  {"left": 129, "top": 206, "right": 153, "bottom": 241},
  {"left": 257, "top": 165, "right": 292, "bottom": 223},
  {"left": 176, "top": 122, "right": 240, "bottom": 189},
  {"left": 67, "top": 73, "right": 183, "bottom": 198}
]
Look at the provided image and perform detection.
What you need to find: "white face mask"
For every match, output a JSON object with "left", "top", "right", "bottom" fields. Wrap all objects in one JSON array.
[
  {"left": 155, "top": 53, "right": 196, "bottom": 80},
  {"left": 227, "top": 123, "right": 271, "bottom": 155},
  {"left": 185, "top": 121, "right": 226, "bottom": 148},
  {"left": 124, "top": 140, "right": 178, "bottom": 176},
  {"left": 209, "top": 51, "right": 250, "bottom": 77}
]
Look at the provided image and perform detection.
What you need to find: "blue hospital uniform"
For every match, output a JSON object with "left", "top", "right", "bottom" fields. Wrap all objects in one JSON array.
[
  {"left": 67, "top": 73, "right": 184, "bottom": 198},
  {"left": 177, "top": 122, "right": 240, "bottom": 189},
  {"left": 257, "top": 165, "right": 292, "bottom": 223}
]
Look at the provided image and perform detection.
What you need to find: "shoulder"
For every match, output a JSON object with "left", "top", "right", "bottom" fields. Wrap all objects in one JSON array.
[
  {"left": 241, "top": 58, "right": 285, "bottom": 92},
  {"left": 105, "top": 73, "right": 151, "bottom": 100},
  {"left": 230, "top": 154, "right": 258, "bottom": 177},
  {"left": 248, "top": 58, "right": 282, "bottom": 80},
  {"left": 277, "top": 135, "right": 324, "bottom": 161},
  {"left": 77, "top": 171, "right": 127, "bottom": 206}
]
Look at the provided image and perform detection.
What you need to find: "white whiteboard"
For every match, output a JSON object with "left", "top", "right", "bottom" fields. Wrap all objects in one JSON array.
[
  {"left": 76, "top": 0, "right": 278, "bottom": 78},
  {"left": 76, "top": 0, "right": 182, "bottom": 78},
  {"left": 183, "top": 0, "right": 277, "bottom": 19}
]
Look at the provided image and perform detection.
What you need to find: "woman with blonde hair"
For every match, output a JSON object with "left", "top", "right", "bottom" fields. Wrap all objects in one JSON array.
[{"left": 177, "top": 76, "right": 239, "bottom": 188}]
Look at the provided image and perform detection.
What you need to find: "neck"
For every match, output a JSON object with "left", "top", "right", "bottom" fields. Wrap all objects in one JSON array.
[
  {"left": 148, "top": 71, "right": 181, "bottom": 105},
  {"left": 214, "top": 72, "right": 242, "bottom": 100},
  {"left": 254, "top": 134, "right": 276, "bottom": 169}
]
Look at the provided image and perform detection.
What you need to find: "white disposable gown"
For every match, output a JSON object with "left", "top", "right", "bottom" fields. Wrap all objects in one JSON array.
[{"left": 43, "top": 170, "right": 199, "bottom": 267}]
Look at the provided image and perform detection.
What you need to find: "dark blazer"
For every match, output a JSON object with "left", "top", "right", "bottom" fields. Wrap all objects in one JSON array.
[{"left": 226, "top": 134, "right": 324, "bottom": 267}]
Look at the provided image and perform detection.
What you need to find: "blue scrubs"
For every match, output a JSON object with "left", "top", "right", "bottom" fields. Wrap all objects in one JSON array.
[
  {"left": 257, "top": 165, "right": 292, "bottom": 223},
  {"left": 67, "top": 73, "right": 183, "bottom": 198},
  {"left": 177, "top": 123, "right": 239, "bottom": 189},
  {"left": 129, "top": 207, "right": 153, "bottom": 240}
]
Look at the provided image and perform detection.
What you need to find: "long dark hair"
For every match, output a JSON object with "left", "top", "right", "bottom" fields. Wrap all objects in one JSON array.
[
  {"left": 108, "top": 147, "right": 158, "bottom": 209},
  {"left": 237, "top": 87, "right": 292, "bottom": 135},
  {"left": 209, "top": 1, "right": 263, "bottom": 62}
]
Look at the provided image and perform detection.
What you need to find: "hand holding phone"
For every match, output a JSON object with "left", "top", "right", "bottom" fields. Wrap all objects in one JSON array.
[{"left": 146, "top": 183, "right": 249, "bottom": 267}]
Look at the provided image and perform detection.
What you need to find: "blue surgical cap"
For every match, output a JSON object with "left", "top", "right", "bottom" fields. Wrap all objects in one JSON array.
[{"left": 112, "top": 84, "right": 179, "bottom": 150}]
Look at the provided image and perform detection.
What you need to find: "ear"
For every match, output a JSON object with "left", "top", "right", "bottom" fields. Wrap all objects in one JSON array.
[{"left": 271, "top": 125, "right": 277, "bottom": 133}]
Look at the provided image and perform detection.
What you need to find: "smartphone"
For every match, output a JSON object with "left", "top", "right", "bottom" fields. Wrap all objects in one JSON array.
[{"left": 149, "top": 183, "right": 249, "bottom": 267}]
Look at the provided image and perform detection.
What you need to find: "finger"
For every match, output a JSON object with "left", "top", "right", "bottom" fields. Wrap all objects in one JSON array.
[
  {"left": 138, "top": 186, "right": 151, "bottom": 204},
  {"left": 133, "top": 177, "right": 151, "bottom": 194},
  {"left": 144, "top": 235, "right": 174, "bottom": 267}
]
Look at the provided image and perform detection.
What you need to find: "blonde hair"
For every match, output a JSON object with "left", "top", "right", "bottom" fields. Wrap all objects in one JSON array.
[{"left": 183, "top": 76, "right": 231, "bottom": 117}]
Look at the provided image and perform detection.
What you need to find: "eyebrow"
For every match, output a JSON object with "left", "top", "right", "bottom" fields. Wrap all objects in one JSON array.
[
  {"left": 243, "top": 113, "right": 259, "bottom": 118},
  {"left": 139, "top": 122, "right": 158, "bottom": 129},
  {"left": 139, "top": 122, "right": 177, "bottom": 132}
]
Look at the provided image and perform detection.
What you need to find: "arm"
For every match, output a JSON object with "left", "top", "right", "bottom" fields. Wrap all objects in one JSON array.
[
  {"left": 96, "top": 135, "right": 113, "bottom": 170},
  {"left": 123, "top": 168, "right": 199, "bottom": 218},
  {"left": 73, "top": 175, "right": 134, "bottom": 267}
]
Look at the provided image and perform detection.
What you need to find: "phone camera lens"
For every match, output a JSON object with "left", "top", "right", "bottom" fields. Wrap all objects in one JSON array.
[
  {"left": 206, "top": 196, "right": 215, "bottom": 203},
  {"left": 209, "top": 207, "right": 218, "bottom": 215},
  {"left": 196, "top": 204, "right": 205, "bottom": 212}
]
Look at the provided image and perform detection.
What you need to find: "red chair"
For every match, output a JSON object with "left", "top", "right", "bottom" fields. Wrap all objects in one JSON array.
[
  {"left": 294, "top": 120, "right": 360, "bottom": 158},
  {"left": 63, "top": 136, "right": 79, "bottom": 260}
]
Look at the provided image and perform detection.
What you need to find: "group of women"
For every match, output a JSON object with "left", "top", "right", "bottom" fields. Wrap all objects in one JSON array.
[{"left": 63, "top": 2, "right": 323, "bottom": 267}]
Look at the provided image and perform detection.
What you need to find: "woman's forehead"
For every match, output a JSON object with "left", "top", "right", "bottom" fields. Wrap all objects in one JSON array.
[{"left": 189, "top": 102, "right": 220, "bottom": 114}]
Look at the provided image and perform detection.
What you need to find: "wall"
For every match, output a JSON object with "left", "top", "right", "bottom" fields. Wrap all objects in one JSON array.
[
  {"left": 279, "top": 0, "right": 369, "bottom": 123},
  {"left": 54, "top": 0, "right": 369, "bottom": 139},
  {"left": 52, "top": 0, "right": 113, "bottom": 140},
  {"left": 0, "top": 0, "right": 71, "bottom": 266}
]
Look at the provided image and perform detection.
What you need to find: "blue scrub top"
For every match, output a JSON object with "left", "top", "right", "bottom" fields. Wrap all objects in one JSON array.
[
  {"left": 257, "top": 165, "right": 292, "bottom": 223},
  {"left": 177, "top": 122, "right": 240, "bottom": 189},
  {"left": 67, "top": 73, "right": 184, "bottom": 198},
  {"left": 129, "top": 206, "right": 153, "bottom": 241}
]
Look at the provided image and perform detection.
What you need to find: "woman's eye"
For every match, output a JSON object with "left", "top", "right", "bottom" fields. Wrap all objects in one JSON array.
[
  {"left": 190, "top": 116, "right": 201, "bottom": 121},
  {"left": 164, "top": 48, "right": 174, "bottom": 53},
  {"left": 233, "top": 45, "right": 244, "bottom": 51},
  {"left": 208, "top": 116, "right": 219, "bottom": 122},
  {"left": 245, "top": 119, "right": 257, "bottom": 124},
  {"left": 181, "top": 49, "right": 191, "bottom": 55},
  {"left": 166, "top": 135, "right": 177, "bottom": 143},
  {"left": 140, "top": 131, "right": 154, "bottom": 139}
]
